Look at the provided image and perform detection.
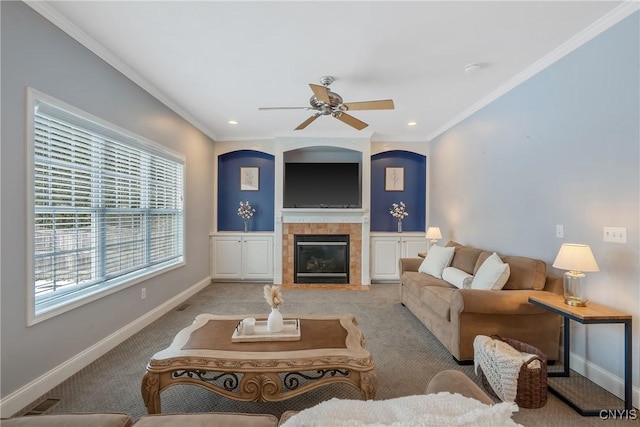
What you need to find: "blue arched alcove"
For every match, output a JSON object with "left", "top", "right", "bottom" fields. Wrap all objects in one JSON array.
[
  {"left": 218, "top": 150, "right": 275, "bottom": 231},
  {"left": 370, "top": 150, "right": 426, "bottom": 231}
]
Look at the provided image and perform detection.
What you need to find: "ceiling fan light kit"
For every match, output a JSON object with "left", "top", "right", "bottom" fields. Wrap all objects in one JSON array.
[{"left": 259, "top": 76, "right": 394, "bottom": 131}]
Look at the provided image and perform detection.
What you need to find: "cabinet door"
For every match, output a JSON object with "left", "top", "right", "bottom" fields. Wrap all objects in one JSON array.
[
  {"left": 211, "top": 236, "right": 243, "bottom": 279},
  {"left": 242, "top": 236, "right": 274, "bottom": 280},
  {"left": 370, "top": 237, "right": 401, "bottom": 280},
  {"left": 402, "top": 238, "right": 428, "bottom": 258}
]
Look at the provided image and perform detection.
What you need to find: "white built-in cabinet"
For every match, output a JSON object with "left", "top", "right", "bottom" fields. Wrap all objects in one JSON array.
[
  {"left": 210, "top": 233, "right": 274, "bottom": 281},
  {"left": 370, "top": 232, "right": 427, "bottom": 281}
]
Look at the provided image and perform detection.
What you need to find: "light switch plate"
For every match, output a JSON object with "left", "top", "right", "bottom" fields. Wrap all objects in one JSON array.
[{"left": 604, "top": 226, "right": 627, "bottom": 244}]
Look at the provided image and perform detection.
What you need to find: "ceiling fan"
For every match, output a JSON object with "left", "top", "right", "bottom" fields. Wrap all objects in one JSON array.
[{"left": 258, "top": 76, "right": 394, "bottom": 131}]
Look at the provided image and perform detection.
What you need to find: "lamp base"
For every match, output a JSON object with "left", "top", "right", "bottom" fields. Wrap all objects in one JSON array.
[
  {"left": 563, "top": 271, "right": 588, "bottom": 307},
  {"left": 564, "top": 296, "right": 588, "bottom": 307}
]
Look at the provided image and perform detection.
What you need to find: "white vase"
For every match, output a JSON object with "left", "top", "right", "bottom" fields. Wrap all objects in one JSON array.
[{"left": 267, "top": 307, "right": 284, "bottom": 333}]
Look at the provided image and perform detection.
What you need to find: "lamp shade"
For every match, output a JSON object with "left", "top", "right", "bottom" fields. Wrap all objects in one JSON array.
[
  {"left": 552, "top": 243, "right": 599, "bottom": 273},
  {"left": 425, "top": 227, "right": 442, "bottom": 241}
]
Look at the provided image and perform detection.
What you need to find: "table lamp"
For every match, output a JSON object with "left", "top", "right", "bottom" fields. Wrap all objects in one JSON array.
[
  {"left": 425, "top": 227, "right": 442, "bottom": 249},
  {"left": 552, "top": 243, "right": 599, "bottom": 307}
]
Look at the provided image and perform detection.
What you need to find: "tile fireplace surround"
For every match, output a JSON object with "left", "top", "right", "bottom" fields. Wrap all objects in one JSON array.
[
  {"left": 276, "top": 208, "right": 369, "bottom": 286},
  {"left": 283, "top": 223, "right": 362, "bottom": 285}
]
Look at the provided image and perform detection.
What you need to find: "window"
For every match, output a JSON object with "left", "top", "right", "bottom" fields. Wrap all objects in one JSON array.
[{"left": 27, "top": 88, "right": 185, "bottom": 324}]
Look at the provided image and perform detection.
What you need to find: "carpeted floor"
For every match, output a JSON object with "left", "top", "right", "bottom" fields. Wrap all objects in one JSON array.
[{"left": 21, "top": 282, "right": 635, "bottom": 425}]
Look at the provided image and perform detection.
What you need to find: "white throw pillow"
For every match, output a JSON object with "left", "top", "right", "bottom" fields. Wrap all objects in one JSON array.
[
  {"left": 418, "top": 245, "right": 455, "bottom": 279},
  {"left": 471, "top": 252, "right": 511, "bottom": 290},
  {"left": 442, "top": 267, "right": 473, "bottom": 289}
]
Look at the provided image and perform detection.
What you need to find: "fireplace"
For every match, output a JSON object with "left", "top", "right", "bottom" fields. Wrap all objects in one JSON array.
[{"left": 294, "top": 234, "right": 349, "bottom": 284}]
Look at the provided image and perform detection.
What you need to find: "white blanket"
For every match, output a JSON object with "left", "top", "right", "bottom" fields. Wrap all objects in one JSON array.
[
  {"left": 473, "top": 335, "right": 539, "bottom": 402},
  {"left": 280, "top": 392, "right": 522, "bottom": 427}
]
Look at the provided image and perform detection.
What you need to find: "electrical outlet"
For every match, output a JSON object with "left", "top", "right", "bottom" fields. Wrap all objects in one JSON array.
[
  {"left": 141, "top": 287, "right": 146, "bottom": 300},
  {"left": 604, "top": 226, "right": 627, "bottom": 244},
  {"left": 556, "top": 225, "right": 564, "bottom": 238}
]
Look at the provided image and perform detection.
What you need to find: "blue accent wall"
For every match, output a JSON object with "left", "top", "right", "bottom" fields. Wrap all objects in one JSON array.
[
  {"left": 218, "top": 150, "right": 275, "bottom": 231},
  {"left": 370, "top": 150, "right": 426, "bottom": 231}
]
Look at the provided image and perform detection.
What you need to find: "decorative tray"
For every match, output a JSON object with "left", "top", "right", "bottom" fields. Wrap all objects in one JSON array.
[{"left": 231, "top": 319, "right": 301, "bottom": 342}]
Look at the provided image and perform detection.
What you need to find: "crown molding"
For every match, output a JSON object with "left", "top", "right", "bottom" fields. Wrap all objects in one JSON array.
[
  {"left": 427, "top": 1, "right": 640, "bottom": 142},
  {"left": 23, "top": 0, "right": 219, "bottom": 142},
  {"left": 23, "top": 1, "right": 637, "bottom": 145}
]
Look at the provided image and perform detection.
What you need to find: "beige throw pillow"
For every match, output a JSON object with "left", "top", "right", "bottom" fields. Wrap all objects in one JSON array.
[
  {"left": 471, "top": 252, "right": 510, "bottom": 290},
  {"left": 418, "top": 245, "right": 455, "bottom": 279}
]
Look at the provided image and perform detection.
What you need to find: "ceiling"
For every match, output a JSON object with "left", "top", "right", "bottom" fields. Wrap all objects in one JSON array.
[{"left": 32, "top": 1, "right": 629, "bottom": 142}]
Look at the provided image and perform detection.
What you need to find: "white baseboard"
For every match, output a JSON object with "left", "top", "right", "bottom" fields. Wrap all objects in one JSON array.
[
  {"left": 0, "top": 276, "right": 211, "bottom": 418},
  {"left": 569, "top": 350, "right": 639, "bottom": 409}
]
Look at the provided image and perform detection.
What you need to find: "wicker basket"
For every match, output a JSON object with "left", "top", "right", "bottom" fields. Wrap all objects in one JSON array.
[{"left": 477, "top": 335, "right": 547, "bottom": 409}]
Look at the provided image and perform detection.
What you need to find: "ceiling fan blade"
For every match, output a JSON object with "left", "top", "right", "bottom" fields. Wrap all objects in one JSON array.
[
  {"left": 334, "top": 112, "right": 368, "bottom": 130},
  {"left": 309, "top": 84, "right": 331, "bottom": 104},
  {"left": 342, "top": 100, "right": 395, "bottom": 111},
  {"left": 258, "top": 107, "right": 310, "bottom": 110},
  {"left": 294, "top": 114, "right": 321, "bottom": 130}
]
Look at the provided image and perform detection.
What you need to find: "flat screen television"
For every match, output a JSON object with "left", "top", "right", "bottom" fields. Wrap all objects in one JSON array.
[{"left": 284, "top": 162, "right": 361, "bottom": 208}]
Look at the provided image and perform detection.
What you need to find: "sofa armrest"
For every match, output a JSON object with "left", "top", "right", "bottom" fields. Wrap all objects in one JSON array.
[
  {"left": 451, "top": 289, "right": 558, "bottom": 315},
  {"left": 425, "top": 370, "right": 494, "bottom": 405},
  {"left": 399, "top": 257, "right": 423, "bottom": 275}
]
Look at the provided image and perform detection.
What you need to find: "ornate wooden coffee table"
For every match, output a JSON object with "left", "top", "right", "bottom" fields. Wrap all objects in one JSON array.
[{"left": 141, "top": 313, "right": 377, "bottom": 414}]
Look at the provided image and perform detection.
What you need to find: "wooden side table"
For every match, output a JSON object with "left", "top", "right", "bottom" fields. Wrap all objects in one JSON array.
[{"left": 528, "top": 294, "right": 632, "bottom": 416}]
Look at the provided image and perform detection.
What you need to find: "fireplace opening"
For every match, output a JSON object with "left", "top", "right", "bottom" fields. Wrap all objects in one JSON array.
[{"left": 294, "top": 234, "right": 349, "bottom": 284}]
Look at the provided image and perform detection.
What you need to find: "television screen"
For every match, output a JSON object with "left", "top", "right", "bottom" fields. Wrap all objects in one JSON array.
[{"left": 284, "top": 162, "right": 361, "bottom": 208}]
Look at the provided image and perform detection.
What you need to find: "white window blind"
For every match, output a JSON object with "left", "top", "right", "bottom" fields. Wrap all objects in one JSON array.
[{"left": 29, "top": 90, "right": 184, "bottom": 321}]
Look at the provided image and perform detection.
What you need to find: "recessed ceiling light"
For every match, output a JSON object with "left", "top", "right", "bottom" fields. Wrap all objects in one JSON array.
[
  {"left": 228, "top": 120, "right": 238, "bottom": 125},
  {"left": 407, "top": 121, "right": 417, "bottom": 126}
]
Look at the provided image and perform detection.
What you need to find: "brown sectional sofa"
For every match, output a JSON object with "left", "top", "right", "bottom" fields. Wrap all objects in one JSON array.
[
  {"left": 1, "top": 370, "right": 493, "bottom": 426},
  {"left": 399, "top": 241, "right": 563, "bottom": 363}
]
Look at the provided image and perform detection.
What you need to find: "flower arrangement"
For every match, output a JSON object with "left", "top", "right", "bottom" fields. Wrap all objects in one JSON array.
[
  {"left": 263, "top": 285, "right": 283, "bottom": 309},
  {"left": 237, "top": 201, "right": 256, "bottom": 219},
  {"left": 389, "top": 202, "right": 409, "bottom": 220}
]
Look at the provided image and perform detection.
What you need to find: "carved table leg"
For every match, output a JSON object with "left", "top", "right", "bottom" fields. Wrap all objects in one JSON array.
[
  {"left": 360, "top": 370, "right": 378, "bottom": 400},
  {"left": 141, "top": 371, "right": 161, "bottom": 414}
]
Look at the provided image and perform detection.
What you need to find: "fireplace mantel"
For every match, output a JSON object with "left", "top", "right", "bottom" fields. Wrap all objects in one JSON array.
[
  {"left": 274, "top": 209, "right": 371, "bottom": 286},
  {"left": 281, "top": 208, "right": 367, "bottom": 224}
]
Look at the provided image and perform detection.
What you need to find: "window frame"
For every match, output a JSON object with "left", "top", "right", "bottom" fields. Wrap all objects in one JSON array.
[{"left": 26, "top": 87, "right": 186, "bottom": 326}]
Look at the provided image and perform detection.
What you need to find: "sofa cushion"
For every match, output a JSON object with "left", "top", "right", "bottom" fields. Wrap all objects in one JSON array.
[
  {"left": 401, "top": 271, "right": 451, "bottom": 298},
  {"left": 502, "top": 255, "right": 547, "bottom": 290},
  {"left": 418, "top": 245, "right": 454, "bottom": 278},
  {"left": 1, "top": 413, "right": 133, "bottom": 427},
  {"left": 446, "top": 241, "right": 485, "bottom": 275},
  {"left": 421, "top": 285, "right": 456, "bottom": 321},
  {"left": 474, "top": 252, "right": 546, "bottom": 291},
  {"left": 134, "top": 413, "right": 278, "bottom": 427},
  {"left": 471, "top": 252, "right": 511, "bottom": 290}
]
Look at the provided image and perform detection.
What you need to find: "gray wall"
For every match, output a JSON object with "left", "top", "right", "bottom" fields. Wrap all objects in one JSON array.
[
  {"left": 429, "top": 12, "right": 639, "bottom": 395},
  {"left": 1, "top": 1, "right": 214, "bottom": 401}
]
